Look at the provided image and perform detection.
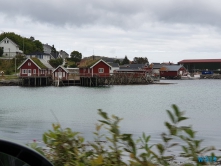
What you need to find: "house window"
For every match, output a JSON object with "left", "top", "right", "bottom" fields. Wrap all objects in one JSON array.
[
  {"left": 22, "top": 69, "right": 27, "bottom": 74},
  {"left": 33, "top": 69, "right": 36, "bottom": 74},
  {"left": 28, "top": 62, "right": 31, "bottom": 66},
  {"left": 98, "top": 68, "right": 104, "bottom": 73},
  {"left": 63, "top": 72, "right": 65, "bottom": 77},
  {"left": 88, "top": 69, "right": 90, "bottom": 73}
]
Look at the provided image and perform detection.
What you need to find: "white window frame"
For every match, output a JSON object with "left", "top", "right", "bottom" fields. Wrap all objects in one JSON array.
[
  {"left": 88, "top": 69, "right": 90, "bottom": 73},
  {"left": 98, "top": 68, "right": 104, "bottom": 73},
  {"left": 63, "top": 72, "right": 65, "bottom": 77},
  {"left": 22, "top": 69, "right": 27, "bottom": 74},
  {"left": 28, "top": 62, "right": 31, "bottom": 66},
  {"left": 33, "top": 69, "right": 36, "bottom": 74}
]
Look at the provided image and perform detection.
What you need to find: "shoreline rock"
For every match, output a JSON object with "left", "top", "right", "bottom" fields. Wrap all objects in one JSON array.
[{"left": 0, "top": 79, "right": 20, "bottom": 86}]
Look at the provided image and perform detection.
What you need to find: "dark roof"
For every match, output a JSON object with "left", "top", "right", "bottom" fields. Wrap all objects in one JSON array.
[
  {"left": 27, "top": 52, "right": 50, "bottom": 56},
  {"left": 150, "top": 63, "right": 163, "bottom": 69},
  {"left": 120, "top": 64, "right": 146, "bottom": 69},
  {"left": 101, "top": 57, "right": 115, "bottom": 63},
  {"left": 108, "top": 63, "right": 119, "bottom": 67},
  {"left": 178, "top": 59, "right": 221, "bottom": 63},
  {"left": 117, "top": 69, "right": 146, "bottom": 72},
  {"left": 51, "top": 52, "right": 59, "bottom": 59}
]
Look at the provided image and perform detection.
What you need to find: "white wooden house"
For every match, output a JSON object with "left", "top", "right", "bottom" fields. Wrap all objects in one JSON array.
[{"left": 0, "top": 37, "right": 23, "bottom": 58}]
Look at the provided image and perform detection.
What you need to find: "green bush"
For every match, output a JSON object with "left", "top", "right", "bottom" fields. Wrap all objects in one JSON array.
[
  {"left": 28, "top": 105, "right": 219, "bottom": 166},
  {"left": 5, "top": 69, "right": 12, "bottom": 75}
]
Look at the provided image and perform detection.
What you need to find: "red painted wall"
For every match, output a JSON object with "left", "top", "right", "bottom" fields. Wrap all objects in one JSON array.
[
  {"left": 53, "top": 67, "right": 69, "bottom": 80},
  {"left": 79, "top": 61, "right": 110, "bottom": 77},
  {"left": 19, "top": 59, "right": 39, "bottom": 77},
  {"left": 19, "top": 59, "right": 52, "bottom": 77},
  {"left": 160, "top": 67, "right": 186, "bottom": 78}
]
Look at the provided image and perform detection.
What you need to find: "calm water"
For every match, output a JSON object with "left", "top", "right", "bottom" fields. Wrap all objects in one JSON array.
[{"left": 0, "top": 80, "right": 221, "bottom": 152}]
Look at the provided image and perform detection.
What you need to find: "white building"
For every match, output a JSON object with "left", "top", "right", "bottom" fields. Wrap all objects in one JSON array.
[{"left": 0, "top": 37, "right": 23, "bottom": 58}]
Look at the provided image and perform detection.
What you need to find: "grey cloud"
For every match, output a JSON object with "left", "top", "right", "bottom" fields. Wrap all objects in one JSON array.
[{"left": 1, "top": 0, "right": 221, "bottom": 29}]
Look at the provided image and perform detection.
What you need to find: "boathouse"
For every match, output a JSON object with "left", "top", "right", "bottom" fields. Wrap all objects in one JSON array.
[
  {"left": 78, "top": 58, "right": 112, "bottom": 86},
  {"left": 160, "top": 65, "right": 186, "bottom": 79},
  {"left": 178, "top": 59, "right": 221, "bottom": 73},
  {"left": 17, "top": 58, "right": 54, "bottom": 86},
  {"left": 52, "top": 66, "right": 80, "bottom": 86}
]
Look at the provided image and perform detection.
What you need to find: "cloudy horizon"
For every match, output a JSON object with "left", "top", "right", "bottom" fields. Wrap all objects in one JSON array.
[{"left": 1, "top": 0, "right": 221, "bottom": 63}]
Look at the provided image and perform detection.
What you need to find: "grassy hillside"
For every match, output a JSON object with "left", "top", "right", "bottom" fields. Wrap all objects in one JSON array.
[{"left": 0, "top": 56, "right": 25, "bottom": 75}]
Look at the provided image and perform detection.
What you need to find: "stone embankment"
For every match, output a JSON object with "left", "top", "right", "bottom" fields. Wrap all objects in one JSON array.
[
  {"left": 0, "top": 79, "right": 21, "bottom": 86},
  {"left": 200, "top": 74, "right": 221, "bottom": 79}
]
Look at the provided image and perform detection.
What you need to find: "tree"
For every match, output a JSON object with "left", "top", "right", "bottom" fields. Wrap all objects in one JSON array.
[
  {"left": 70, "top": 51, "right": 82, "bottom": 62},
  {"left": 33, "top": 40, "right": 43, "bottom": 52},
  {"left": 114, "top": 59, "right": 121, "bottom": 65},
  {"left": 49, "top": 58, "right": 63, "bottom": 68},
  {"left": 0, "top": 47, "right": 3, "bottom": 57},
  {"left": 121, "top": 55, "right": 130, "bottom": 65},
  {"left": 133, "top": 57, "right": 149, "bottom": 64}
]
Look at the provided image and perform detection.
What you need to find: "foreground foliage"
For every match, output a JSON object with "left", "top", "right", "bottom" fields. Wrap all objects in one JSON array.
[{"left": 30, "top": 105, "right": 219, "bottom": 166}]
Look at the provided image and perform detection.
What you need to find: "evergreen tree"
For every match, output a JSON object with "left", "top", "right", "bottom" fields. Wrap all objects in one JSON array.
[{"left": 121, "top": 55, "right": 130, "bottom": 65}]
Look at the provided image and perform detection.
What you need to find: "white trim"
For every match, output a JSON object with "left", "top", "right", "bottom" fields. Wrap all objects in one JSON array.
[
  {"left": 17, "top": 58, "right": 41, "bottom": 70},
  {"left": 98, "top": 68, "right": 104, "bottom": 73},
  {"left": 52, "top": 65, "right": 69, "bottom": 73},
  {"left": 33, "top": 69, "right": 36, "bottom": 74},
  {"left": 0, "top": 37, "right": 18, "bottom": 47},
  {"left": 90, "top": 59, "right": 112, "bottom": 69},
  {"left": 22, "top": 69, "right": 27, "bottom": 74}
]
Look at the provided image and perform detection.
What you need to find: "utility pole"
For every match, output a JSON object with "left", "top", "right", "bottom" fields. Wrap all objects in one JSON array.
[{"left": 15, "top": 57, "right": 16, "bottom": 75}]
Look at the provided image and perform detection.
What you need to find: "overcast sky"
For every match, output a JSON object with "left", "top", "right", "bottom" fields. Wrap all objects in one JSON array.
[{"left": 1, "top": 0, "right": 221, "bottom": 63}]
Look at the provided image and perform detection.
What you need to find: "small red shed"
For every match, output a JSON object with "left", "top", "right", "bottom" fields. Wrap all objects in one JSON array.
[
  {"left": 78, "top": 58, "right": 111, "bottom": 77},
  {"left": 17, "top": 58, "right": 54, "bottom": 77},
  {"left": 52, "top": 65, "right": 69, "bottom": 80},
  {"left": 160, "top": 65, "right": 187, "bottom": 79}
]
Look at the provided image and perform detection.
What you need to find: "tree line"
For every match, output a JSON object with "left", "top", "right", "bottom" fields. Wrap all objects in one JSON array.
[{"left": 0, "top": 32, "right": 43, "bottom": 55}]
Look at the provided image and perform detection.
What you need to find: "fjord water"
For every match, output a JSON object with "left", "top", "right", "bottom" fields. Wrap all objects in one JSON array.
[{"left": 0, "top": 80, "right": 221, "bottom": 151}]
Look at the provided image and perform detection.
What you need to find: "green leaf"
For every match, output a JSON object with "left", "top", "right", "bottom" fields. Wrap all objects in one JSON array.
[
  {"left": 166, "top": 110, "right": 175, "bottom": 123},
  {"left": 43, "top": 134, "right": 47, "bottom": 143},
  {"left": 98, "top": 109, "right": 109, "bottom": 119},
  {"left": 178, "top": 117, "right": 188, "bottom": 122},
  {"left": 172, "top": 104, "right": 180, "bottom": 118},
  {"left": 98, "top": 120, "right": 110, "bottom": 125}
]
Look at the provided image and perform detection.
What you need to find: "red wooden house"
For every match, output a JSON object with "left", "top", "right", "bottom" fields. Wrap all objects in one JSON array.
[
  {"left": 78, "top": 58, "right": 112, "bottom": 77},
  {"left": 17, "top": 58, "right": 54, "bottom": 77},
  {"left": 160, "top": 65, "right": 187, "bottom": 79},
  {"left": 52, "top": 65, "right": 69, "bottom": 80}
]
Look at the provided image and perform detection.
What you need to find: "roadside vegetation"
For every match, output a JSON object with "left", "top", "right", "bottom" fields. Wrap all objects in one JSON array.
[
  {"left": 29, "top": 105, "right": 219, "bottom": 166},
  {"left": 0, "top": 55, "right": 25, "bottom": 76}
]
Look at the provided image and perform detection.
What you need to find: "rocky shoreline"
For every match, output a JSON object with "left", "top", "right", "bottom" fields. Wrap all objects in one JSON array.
[{"left": 0, "top": 79, "right": 21, "bottom": 86}]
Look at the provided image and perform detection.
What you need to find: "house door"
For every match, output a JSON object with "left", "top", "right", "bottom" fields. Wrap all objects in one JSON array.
[
  {"left": 28, "top": 69, "right": 31, "bottom": 76},
  {"left": 58, "top": 72, "right": 62, "bottom": 79}
]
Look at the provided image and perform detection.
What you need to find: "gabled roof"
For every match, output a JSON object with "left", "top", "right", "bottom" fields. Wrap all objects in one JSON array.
[
  {"left": 38, "top": 59, "right": 53, "bottom": 69},
  {"left": 178, "top": 59, "right": 221, "bottom": 63},
  {"left": 17, "top": 58, "right": 52, "bottom": 69},
  {"left": 160, "top": 65, "right": 185, "bottom": 71},
  {"left": 0, "top": 37, "right": 19, "bottom": 47},
  {"left": 90, "top": 59, "right": 112, "bottom": 68},
  {"left": 78, "top": 58, "right": 101, "bottom": 68},
  {"left": 108, "top": 63, "right": 119, "bottom": 68},
  {"left": 52, "top": 65, "right": 69, "bottom": 73}
]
